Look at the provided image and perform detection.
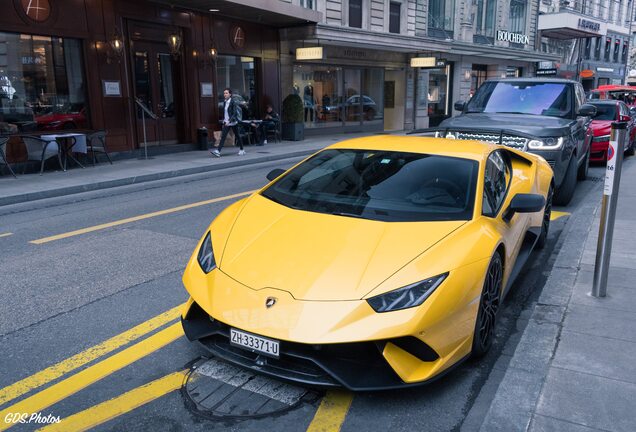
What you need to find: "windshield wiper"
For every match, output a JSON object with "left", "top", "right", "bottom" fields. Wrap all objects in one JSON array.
[{"left": 330, "top": 211, "right": 374, "bottom": 220}]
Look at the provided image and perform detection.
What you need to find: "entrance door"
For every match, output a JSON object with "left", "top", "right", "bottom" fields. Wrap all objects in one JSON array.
[
  {"left": 132, "top": 41, "right": 179, "bottom": 146},
  {"left": 428, "top": 64, "right": 453, "bottom": 127}
]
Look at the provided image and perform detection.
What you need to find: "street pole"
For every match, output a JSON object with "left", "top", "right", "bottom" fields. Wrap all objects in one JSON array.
[{"left": 592, "top": 121, "right": 627, "bottom": 297}]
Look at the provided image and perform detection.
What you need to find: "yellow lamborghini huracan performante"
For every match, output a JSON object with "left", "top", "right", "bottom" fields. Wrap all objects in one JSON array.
[{"left": 181, "top": 136, "right": 554, "bottom": 390}]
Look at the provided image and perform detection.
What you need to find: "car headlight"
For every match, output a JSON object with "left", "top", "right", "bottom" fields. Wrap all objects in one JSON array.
[
  {"left": 366, "top": 273, "right": 448, "bottom": 313},
  {"left": 197, "top": 232, "right": 216, "bottom": 273},
  {"left": 527, "top": 137, "right": 564, "bottom": 150},
  {"left": 592, "top": 134, "right": 610, "bottom": 142}
]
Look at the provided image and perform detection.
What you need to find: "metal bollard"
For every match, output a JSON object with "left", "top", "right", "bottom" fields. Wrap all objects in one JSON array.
[{"left": 592, "top": 121, "right": 627, "bottom": 297}]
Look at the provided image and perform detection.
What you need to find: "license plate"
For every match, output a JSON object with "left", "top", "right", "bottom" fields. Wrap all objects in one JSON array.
[{"left": 230, "top": 328, "right": 280, "bottom": 358}]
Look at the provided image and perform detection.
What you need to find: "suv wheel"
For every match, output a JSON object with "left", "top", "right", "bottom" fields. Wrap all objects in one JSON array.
[
  {"left": 536, "top": 185, "right": 553, "bottom": 249},
  {"left": 627, "top": 139, "right": 635, "bottom": 157},
  {"left": 554, "top": 156, "right": 577, "bottom": 206},
  {"left": 577, "top": 148, "right": 589, "bottom": 181}
]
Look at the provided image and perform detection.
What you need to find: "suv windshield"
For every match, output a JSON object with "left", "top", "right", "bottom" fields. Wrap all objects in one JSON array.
[
  {"left": 261, "top": 149, "right": 478, "bottom": 222},
  {"left": 466, "top": 81, "right": 572, "bottom": 118}
]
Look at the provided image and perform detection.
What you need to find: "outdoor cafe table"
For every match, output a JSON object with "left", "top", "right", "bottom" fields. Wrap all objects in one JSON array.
[{"left": 40, "top": 133, "right": 87, "bottom": 170}]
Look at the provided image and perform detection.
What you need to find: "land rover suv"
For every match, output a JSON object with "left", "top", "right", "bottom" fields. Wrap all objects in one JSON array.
[{"left": 438, "top": 78, "right": 596, "bottom": 205}]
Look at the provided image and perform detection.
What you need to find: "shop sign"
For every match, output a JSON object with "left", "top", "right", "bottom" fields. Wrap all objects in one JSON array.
[
  {"left": 597, "top": 67, "right": 615, "bottom": 73},
  {"left": 410, "top": 57, "right": 446, "bottom": 68},
  {"left": 102, "top": 80, "right": 121, "bottom": 97},
  {"left": 580, "top": 69, "right": 594, "bottom": 78},
  {"left": 536, "top": 69, "right": 557, "bottom": 76},
  {"left": 200, "top": 82, "right": 213, "bottom": 98},
  {"left": 229, "top": 26, "right": 245, "bottom": 49},
  {"left": 21, "top": 0, "right": 51, "bottom": 22},
  {"left": 296, "top": 47, "right": 323, "bottom": 60},
  {"left": 578, "top": 19, "right": 601, "bottom": 33},
  {"left": 21, "top": 56, "right": 43, "bottom": 65},
  {"left": 496, "top": 30, "right": 529, "bottom": 45}
]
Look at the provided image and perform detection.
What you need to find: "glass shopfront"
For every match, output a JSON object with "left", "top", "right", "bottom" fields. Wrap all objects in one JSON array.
[
  {"left": 216, "top": 55, "right": 257, "bottom": 121},
  {"left": 293, "top": 63, "right": 384, "bottom": 130},
  {"left": 0, "top": 32, "right": 88, "bottom": 134}
]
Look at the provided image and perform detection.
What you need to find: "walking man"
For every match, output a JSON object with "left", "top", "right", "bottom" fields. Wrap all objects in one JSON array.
[{"left": 211, "top": 88, "right": 245, "bottom": 157}]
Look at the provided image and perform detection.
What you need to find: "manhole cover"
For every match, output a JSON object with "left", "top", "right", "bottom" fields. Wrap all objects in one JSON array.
[{"left": 183, "top": 358, "right": 318, "bottom": 419}]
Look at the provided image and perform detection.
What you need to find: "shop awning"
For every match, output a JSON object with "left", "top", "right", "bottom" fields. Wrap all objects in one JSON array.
[
  {"left": 538, "top": 12, "right": 607, "bottom": 39},
  {"left": 151, "top": 0, "right": 321, "bottom": 27}
]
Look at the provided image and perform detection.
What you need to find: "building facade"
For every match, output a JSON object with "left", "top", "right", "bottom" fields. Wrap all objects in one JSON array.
[
  {"left": 538, "top": 0, "right": 634, "bottom": 90},
  {"left": 1, "top": 0, "right": 569, "bottom": 163}
]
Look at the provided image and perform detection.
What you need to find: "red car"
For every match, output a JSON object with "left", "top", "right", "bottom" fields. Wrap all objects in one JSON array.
[
  {"left": 588, "top": 100, "right": 636, "bottom": 162},
  {"left": 36, "top": 106, "right": 87, "bottom": 131}
]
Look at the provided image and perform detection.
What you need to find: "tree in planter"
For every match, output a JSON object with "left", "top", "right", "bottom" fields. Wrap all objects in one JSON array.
[{"left": 282, "top": 94, "right": 304, "bottom": 141}]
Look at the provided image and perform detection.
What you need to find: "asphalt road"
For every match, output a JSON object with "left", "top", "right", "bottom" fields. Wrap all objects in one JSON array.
[{"left": 0, "top": 158, "right": 606, "bottom": 432}]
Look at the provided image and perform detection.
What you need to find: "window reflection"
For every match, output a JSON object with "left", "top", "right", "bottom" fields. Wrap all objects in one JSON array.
[{"left": 0, "top": 32, "right": 88, "bottom": 133}]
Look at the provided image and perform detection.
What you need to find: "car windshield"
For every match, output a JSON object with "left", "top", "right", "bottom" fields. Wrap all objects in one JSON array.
[
  {"left": 466, "top": 81, "right": 572, "bottom": 118},
  {"left": 261, "top": 149, "right": 478, "bottom": 222},
  {"left": 591, "top": 104, "right": 617, "bottom": 121}
]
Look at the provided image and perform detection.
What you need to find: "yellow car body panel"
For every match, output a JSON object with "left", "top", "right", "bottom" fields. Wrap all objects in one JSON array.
[{"left": 181, "top": 136, "right": 554, "bottom": 389}]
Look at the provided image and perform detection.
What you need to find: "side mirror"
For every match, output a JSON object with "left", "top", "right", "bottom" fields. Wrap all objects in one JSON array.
[
  {"left": 454, "top": 101, "right": 466, "bottom": 112},
  {"left": 577, "top": 104, "right": 597, "bottom": 118},
  {"left": 266, "top": 168, "right": 285, "bottom": 181},
  {"left": 502, "top": 193, "right": 546, "bottom": 222}
]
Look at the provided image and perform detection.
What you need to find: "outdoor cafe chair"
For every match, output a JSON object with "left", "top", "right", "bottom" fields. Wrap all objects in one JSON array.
[
  {"left": 85, "top": 130, "right": 112, "bottom": 166},
  {"left": 22, "top": 135, "right": 63, "bottom": 175},
  {"left": 0, "top": 136, "right": 17, "bottom": 178}
]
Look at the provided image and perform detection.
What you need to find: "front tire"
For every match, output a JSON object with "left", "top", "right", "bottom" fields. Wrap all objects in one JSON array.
[
  {"left": 554, "top": 155, "right": 577, "bottom": 206},
  {"left": 536, "top": 185, "right": 553, "bottom": 249},
  {"left": 472, "top": 251, "right": 503, "bottom": 358}
]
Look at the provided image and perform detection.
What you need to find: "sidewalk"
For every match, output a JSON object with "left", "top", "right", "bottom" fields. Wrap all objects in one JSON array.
[
  {"left": 478, "top": 157, "right": 636, "bottom": 432},
  {"left": 0, "top": 131, "right": 386, "bottom": 207}
]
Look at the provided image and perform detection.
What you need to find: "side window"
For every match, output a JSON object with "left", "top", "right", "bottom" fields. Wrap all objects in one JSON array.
[
  {"left": 575, "top": 85, "right": 585, "bottom": 113},
  {"left": 482, "top": 151, "right": 512, "bottom": 217}
]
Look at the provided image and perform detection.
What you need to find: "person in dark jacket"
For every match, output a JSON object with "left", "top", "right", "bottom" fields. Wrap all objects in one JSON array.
[
  {"left": 250, "top": 104, "right": 279, "bottom": 145},
  {"left": 211, "top": 88, "right": 245, "bottom": 157}
]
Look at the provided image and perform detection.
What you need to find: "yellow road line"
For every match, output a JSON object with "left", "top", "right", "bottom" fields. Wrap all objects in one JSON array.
[
  {"left": 37, "top": 370, "right": 187, "bottom": 432},
  {"left": 0, "top": 304, "right": 183, "bottom": 406},
  {"left": 0, "top": 233, "right": 13, "bottom": 238},
  {"left": 551, "top": 210, "right": 570, "bottom": 221},
  {"left": 30, "top": 190, "right": 256, "bottom": 244},
  {"left": 0, "top": 323, "right": 184, "bottom": 432},
  {"left": 306, "top": 390, "right": 353, "bottom": 432}
]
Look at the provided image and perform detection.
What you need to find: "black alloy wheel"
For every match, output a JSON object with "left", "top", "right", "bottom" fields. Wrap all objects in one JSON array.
[
  {"left": 472, "top": 251, "right": 503, "bottom": 358},
  {"left": 536, "top": 185, "right": 553, "bottom": 250}
]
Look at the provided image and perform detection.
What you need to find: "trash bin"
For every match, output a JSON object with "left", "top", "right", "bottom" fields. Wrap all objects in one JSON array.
[{"left": 197, "top": 127, "right": 209, "bottom": 150}]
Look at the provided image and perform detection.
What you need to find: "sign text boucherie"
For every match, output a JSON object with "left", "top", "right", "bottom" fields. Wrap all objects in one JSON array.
[{"left": 496, "top": 30, "right": 529, "bottom": 45}]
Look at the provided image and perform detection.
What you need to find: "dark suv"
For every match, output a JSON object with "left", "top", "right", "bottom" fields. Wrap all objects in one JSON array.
[{"left": 437, "top": 78, "right": 596, "bottom": 205}]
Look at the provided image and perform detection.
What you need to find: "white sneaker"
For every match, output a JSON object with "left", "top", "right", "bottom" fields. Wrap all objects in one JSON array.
[
  {"left": 238, "top": 149, "right": 246, "bottom": 156},
  {"left": 263, "top": 139, "right": 268, "bottom": 144},
  {"left": 210, "top": 149, "right": 221, "bottom": 157}
]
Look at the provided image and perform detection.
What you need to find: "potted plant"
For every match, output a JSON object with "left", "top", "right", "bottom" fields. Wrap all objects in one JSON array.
[{"left": 281, "top": 94, "right": 304, "bottom": 141}]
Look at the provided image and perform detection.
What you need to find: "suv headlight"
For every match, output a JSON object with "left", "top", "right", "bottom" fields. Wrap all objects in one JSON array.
[
  {"left": 366, "top": 273, "right": 448, "bottom": 313},
  {"left": 197, "top": 232, "right": 216, "bottom": 273},
  {"left": 528, "top": 137, "right": 565, "bottom": 150}
]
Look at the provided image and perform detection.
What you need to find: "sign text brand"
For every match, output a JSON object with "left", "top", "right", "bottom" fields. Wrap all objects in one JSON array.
[
  {"left": 296, "top": 47, "right": 323, "bottom": 60},
  {"left": 497, "top": 30, "right": 529, "bottom": 45},
  {"left": 578, "top": 19, "right": 601, "bottom": 33}
]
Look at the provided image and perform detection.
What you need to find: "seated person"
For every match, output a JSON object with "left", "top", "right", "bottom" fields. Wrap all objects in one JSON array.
[{"left": 250, "top": 104, "right": 279, "bottom": 145}]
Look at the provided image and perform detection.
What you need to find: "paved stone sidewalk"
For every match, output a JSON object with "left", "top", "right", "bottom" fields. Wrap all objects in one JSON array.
[{"left": 477, "top": 157, "right": 636, "bottom": 432}]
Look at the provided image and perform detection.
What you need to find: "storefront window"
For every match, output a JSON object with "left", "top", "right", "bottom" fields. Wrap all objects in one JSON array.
[
  {"left": 428, "top": 0, "right": 454, "bottom": 36},
  {"left": 293, "top": 64, "right": 384, "bottom": 130},
  {"left": 428, "top": 65, "right": 451, "bottom": 127},
  {"left": 509, "top": 0, "right": 526, "bottom": 34},
  {"left": 216, "top": 55, "right": 257, "bottom": 120},
  {"left": 475, "top": 0, "right": 496, "bottom": 38},
  {"left": 0, "top": 32, "right": 88, "bottom": 133}
]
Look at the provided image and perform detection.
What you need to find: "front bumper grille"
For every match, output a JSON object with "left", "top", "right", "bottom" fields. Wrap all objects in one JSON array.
[
  {"left": 453, "top": 131, "right": 528, "bottom": 150},
  {"left": 182, "top": 300, "right": 440, "bottom": 390}
]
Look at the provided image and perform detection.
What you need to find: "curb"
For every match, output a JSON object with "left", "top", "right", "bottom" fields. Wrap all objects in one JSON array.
[
  {"left": 477, "top": 188, "right": 602, "bottom": 431},
  {"left": 0, "top": 148, "right": 316, "bottom": 207}
]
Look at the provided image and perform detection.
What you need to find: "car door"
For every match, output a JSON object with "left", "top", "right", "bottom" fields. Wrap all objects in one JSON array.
[
  {"left": 574, "top": 84, "right": 592, "bottom": 163},
  {"left": 482, "top": 151, "right": 527, "bottom": 282}
]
